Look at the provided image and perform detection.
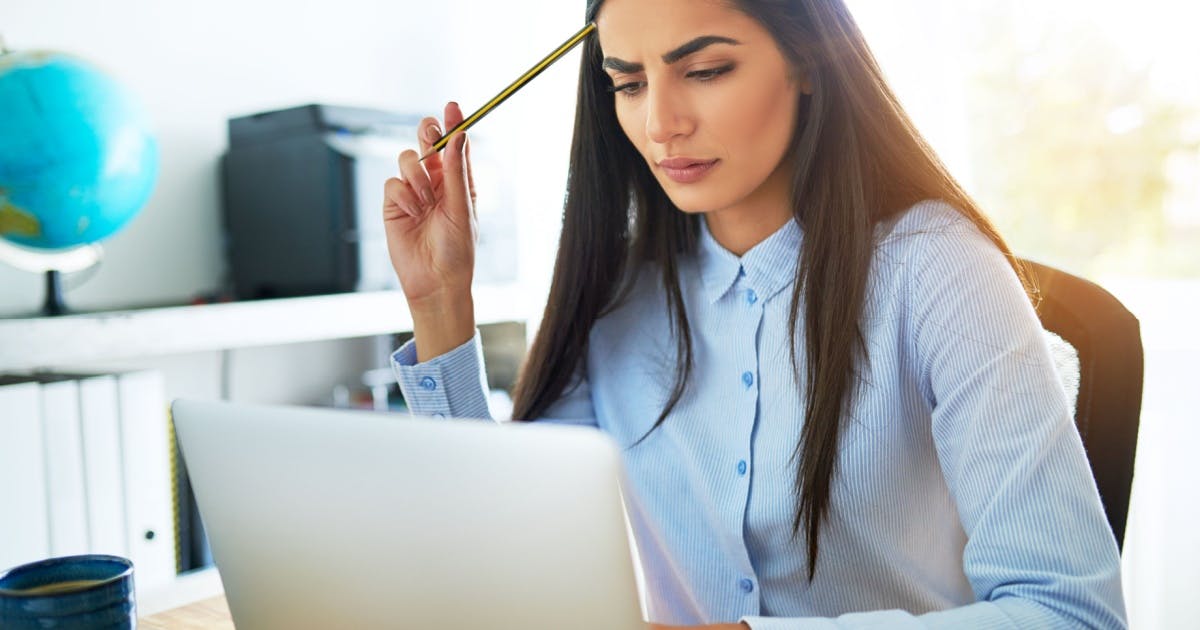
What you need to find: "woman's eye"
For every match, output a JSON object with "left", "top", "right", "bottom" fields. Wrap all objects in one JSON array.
[
  {"left": 687, "top": 64, "right": 735, "bottom": 81},
  {"left": 607, "top": 81, "right": 645, "bottom": 98},
  {"left": 606, "top": 64, "right": 734, "bottom": 100}
]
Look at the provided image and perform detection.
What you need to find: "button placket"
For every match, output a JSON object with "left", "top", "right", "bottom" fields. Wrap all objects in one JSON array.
[
  {"left": 732, "top": 286, "right": 760, "bottom": 577},
  {"left": 729, "top": 279, "right": 758, "bottom": 573}
]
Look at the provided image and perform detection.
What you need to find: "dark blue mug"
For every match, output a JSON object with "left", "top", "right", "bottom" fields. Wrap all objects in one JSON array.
[{"left": 0, "top": 554, "right": 136, "bottom": 629}]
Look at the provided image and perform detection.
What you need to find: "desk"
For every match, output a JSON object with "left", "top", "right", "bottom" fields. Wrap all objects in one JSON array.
[{"left": 139, "top": 595, "right": 232, "bottom": 629}]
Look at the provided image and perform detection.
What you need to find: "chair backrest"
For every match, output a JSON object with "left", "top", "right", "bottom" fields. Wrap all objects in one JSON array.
[{"left": 1020, "top": 259, "right": 1144, "bottom": 549}]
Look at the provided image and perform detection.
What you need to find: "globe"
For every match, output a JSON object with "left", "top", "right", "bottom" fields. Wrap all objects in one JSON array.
[{"left": 0, "top": 46, "right": 158, "bottom": 251}]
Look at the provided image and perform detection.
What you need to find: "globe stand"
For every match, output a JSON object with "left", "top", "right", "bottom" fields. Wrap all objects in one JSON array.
[
  {"left": 43, "top": 270, "right": 67, "bottom": 316},
  {"left": 0, "top": 240, "right": 103, "bottom": 317}
]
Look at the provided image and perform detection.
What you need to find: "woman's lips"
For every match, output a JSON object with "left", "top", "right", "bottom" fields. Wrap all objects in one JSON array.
[{"left": 658, "top": 158, "right": 719, "bottom": 184}]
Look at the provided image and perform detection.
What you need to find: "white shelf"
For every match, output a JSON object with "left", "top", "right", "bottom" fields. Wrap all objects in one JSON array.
[{"left": 0, "top": 285, "right": 527, "bottom": 372}]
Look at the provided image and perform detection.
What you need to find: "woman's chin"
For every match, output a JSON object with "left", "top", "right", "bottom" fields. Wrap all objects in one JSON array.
[
  {"left": 660, "top": 188, "right": 719, "bottom": 215},
  {"left": 672, "top": 203, "right": 711, "bottom": 215}
]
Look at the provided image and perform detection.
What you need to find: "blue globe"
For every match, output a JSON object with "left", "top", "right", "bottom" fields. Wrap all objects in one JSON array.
[{"left": 0, "top": 49, "right": 158, "bottom": 251}]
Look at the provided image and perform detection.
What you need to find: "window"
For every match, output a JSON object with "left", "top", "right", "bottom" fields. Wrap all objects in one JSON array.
[{"left": 849, "top": 1, "right": 1199, "bottom": 625}]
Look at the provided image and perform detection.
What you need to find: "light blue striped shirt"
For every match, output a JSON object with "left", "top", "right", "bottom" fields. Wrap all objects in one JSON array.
[{"left": 391, "top": 201, "right": 1126, "bottom": 629}]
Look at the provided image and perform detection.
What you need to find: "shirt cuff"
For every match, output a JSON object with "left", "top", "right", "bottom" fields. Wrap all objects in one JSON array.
[
  {"left": 740, "top": 610, "right": 926, "bottom": 629},
  {"left": 390, "top": 330, "right": 492, "bottom": 420}
]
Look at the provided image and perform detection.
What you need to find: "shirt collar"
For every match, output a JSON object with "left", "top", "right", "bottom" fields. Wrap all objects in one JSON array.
[{"left": 697, "top": 217, "right": 802, "bottom": 304}]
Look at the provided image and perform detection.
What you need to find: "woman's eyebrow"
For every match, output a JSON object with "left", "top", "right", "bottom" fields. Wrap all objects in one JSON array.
[{"left": 602, "top": 35, "right": 742, "bottom": 73}]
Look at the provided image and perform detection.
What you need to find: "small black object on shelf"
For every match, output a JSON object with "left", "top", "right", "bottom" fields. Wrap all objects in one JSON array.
[
  {"left": 222, "top": 104, "right": 421, "bottom": 300},
  {"left": 42, "top": 270, "right": 67, "bottom": 316}
]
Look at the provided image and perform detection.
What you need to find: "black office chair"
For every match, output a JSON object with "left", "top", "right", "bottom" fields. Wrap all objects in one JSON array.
[{"left": 1020, "top": 259, "right": 1144, "bottom": 550}]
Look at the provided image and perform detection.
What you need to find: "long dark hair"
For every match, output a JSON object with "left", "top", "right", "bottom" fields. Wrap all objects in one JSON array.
[{"left": 511, "top": 0, "right": 1034, "bottom": 581}]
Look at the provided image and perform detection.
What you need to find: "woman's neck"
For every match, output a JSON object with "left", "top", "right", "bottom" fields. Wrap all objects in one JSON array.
[
  {"left": 704, "top": 206, "right": 791, "bottom": 257},
  {"left": 703, "top": 156, "right": 796, "bottom": 256}
]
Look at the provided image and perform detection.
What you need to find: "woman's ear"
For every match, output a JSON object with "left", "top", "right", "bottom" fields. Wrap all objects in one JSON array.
[{"left": 795, "top": 65, "right": 815, "bottom": 95}]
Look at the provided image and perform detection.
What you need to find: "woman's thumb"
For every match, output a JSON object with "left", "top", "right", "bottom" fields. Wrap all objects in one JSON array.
[{"left": 441, "top": 103, "right": 471, "bottom": 216}]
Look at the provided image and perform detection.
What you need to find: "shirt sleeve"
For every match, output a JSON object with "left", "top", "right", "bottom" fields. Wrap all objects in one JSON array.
[
  {"left": 738, "top": 601, "right": 1089, "bottom": 629},
  {"left": 741, "top": 208, "right": 1126, "bottom": 630},
  {"left": 391, "top": 329, "right": 598, "bottom": 427}
]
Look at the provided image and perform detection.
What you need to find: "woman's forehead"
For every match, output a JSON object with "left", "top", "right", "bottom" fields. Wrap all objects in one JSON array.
[{"left": 595, "top": 0, "right": 756, "bottom": 59}]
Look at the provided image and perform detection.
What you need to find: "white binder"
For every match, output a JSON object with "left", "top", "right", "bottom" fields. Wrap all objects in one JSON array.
[
  {"left": 116, "top": 369, "right": 177, "bottom": 590},
  {"left": 76, "top": 374, "right": 129, "bottom": 557},
  {"left": 39, "top": 376, "right": 91, "bottom": 556},
  {"left": 0, "top": 377, "right": 50, "bottom": 571}
]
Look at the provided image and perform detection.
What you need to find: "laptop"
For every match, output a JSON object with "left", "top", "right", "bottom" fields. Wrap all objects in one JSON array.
[{"left": 171, "top": 399, "right": 647, "bottom": 630}]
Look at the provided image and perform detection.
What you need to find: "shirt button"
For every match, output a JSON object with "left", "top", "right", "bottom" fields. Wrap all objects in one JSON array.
[
  {"left": 746, "top": 290, "right": 758, "bottom": 305},
  {"left": 739, "top": 578, "right": 755, "bottom": 593},
  {"left": 741, "top": 371, "right": 754, "bottom": 388},
  {"left": 419, "top": 376, "right": 438, "bottom": 391},
  {"left": 737, "top": 460, "right": 747, "bottom": 476}
]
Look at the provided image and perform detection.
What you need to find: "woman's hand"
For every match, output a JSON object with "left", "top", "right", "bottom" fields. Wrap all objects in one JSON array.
[
  {"left": 383, "top": 101, "right": 479, "bottom": 360},
  {"left": 383, "top": 100, "right": 477, "bottom": 305}
]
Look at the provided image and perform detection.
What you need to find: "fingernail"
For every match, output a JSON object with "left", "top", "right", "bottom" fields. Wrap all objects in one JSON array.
[{"left": 427, "top": 125, "right": 441, "bottom": 142}]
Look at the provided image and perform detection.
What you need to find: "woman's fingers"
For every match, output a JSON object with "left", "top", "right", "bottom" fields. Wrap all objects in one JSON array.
[
  {"left": 383, "top": 176, "right": 422, "bottom": 219},
  {"left": 440, "top": 102, "right": 472, "bottom": 216},
  {"left": 417, "top": 116, "right": 444, "bottom": 178},
  {"left": 389, "top": 102, "right": 472, "bottom": 225},
  {"left": 397, "top": 149, "right": 434, "bottom": 207},
  {"left": 464, "top": 134, "right": 477, "bottom": 222}
]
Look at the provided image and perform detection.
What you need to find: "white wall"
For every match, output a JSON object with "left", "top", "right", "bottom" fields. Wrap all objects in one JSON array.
[
  {"left": 0, "top": 0, "right": 582, "bottom": 317},
  {"left": 1104, "top": 279, "right": 1200, "bottom": 630}
]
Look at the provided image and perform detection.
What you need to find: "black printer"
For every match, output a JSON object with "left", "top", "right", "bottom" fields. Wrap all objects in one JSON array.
[{"left": 221, "top": 104, "right": 422, "bottom": 299}]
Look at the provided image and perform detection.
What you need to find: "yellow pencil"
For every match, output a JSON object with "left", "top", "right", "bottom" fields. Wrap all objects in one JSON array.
[{"left": 420, "top": 22, "right": 597, "bottom": 161}]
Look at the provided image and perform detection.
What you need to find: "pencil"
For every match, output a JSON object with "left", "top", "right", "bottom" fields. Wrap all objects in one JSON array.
[{"left": 419, "top": 22, "right": 598, "bottom": 161}]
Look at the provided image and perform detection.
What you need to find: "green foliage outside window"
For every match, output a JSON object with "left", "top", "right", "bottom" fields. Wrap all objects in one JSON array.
[{"left": 961, "top": 2, "right": 1200, "bottom": 278}]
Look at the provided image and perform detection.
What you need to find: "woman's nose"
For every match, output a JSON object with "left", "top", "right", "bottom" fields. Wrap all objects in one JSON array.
[{"left": 644, "top": 85, "right": 694, "bottom": 144}]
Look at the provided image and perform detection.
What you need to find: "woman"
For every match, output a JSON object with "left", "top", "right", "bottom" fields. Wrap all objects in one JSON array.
[{"left": 381, "top": 0, "right": 1126, "bottom": 627}]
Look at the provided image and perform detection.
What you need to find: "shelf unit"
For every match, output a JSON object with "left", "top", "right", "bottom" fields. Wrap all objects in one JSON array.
[
  {"left": 0, "top": 284, "right": 529, "bottom": 372},
  {"left": 1, "top": 284, "right": 531, "bottom": 604}
]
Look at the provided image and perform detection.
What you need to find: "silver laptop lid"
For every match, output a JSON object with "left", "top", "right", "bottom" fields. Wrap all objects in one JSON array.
[{"left": 171, "top": 399, "right": 646, "bottom": 630}]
